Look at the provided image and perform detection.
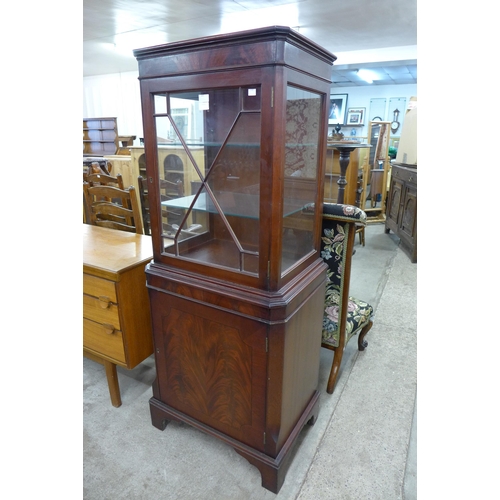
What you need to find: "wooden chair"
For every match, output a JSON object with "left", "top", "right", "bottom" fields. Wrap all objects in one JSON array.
[
  {"left": 84, "top": 171, "right": 125, "bottom": 190},
  {"left": 83, "top": 182, "right": 144, "bottom": 234},
  {"left": 83, "top": 158, "right": 112, "bottom": 176},
  {"left": 138, "top": 175, "right": 185, "bottom": 236},
  {"left": 83, "top": 168, "right": 126, "bottom": 223},
  {"left": 320, "top": 203, "right": 374, "bottom": 393}
]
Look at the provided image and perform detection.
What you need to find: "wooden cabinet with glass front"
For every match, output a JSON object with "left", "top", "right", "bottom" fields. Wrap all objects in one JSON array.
[{"left": 134, "top": 26, "right": 335, "bottom": 493}]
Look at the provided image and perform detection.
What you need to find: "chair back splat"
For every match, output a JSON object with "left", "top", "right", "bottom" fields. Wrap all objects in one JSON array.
[
  {"left": 83, "top": 166, "right": 126, "bottom": 222},
  {"left": 85, "top": 172, "right": 125, "bottom": 190},
  {"left": 320, "top": 203, "right": 374, "bottom": 394},
  {"left": 83, "top": 182, "right": 144, "bottom": 234},
  {"left": 138, "top": 175, "right": 185, "bottom": 237}
]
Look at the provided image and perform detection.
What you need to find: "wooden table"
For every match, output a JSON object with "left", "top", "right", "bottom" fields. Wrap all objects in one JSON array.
[{"left": 83, "top": 224, "right": 154, "bottom": 407}]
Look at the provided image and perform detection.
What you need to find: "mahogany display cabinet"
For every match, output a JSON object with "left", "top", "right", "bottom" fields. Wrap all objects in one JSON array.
[{"left": 134, "top": 26, "right": 336, "bottom": 493}]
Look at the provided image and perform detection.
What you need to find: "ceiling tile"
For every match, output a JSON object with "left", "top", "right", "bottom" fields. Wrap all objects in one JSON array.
[{"left": 83, "top": 0, "right": 417, "bottom": 84}]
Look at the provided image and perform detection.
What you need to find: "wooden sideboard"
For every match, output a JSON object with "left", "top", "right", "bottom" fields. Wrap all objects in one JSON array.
[
  {"left": 83, "top": 224, "right": 154, "bottom": 406},
  {"left": 385, "top": 163, "right": 417, "bottom": 262}
]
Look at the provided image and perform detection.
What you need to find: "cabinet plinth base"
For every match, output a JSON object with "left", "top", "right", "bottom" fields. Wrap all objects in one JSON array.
[
  {"left": 385, "top": 226, "right": 417, "bottom": 263},
  {"left": 149, "top": 392, "right": 319, "bottom": 494}
]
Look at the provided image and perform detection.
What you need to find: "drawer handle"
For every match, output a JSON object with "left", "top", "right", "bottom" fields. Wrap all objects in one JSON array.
[
  {"left": 102, "top": 323, "right": 115, "bottom": 335},
  {"left": 98, "top": 296, "right": 112, "bottom": 309},
  {"left": 409, "top": 176, "right": 414, "bottom": 182}
]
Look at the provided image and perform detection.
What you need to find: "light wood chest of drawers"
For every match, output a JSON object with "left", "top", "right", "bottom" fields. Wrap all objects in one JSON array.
[{"left": 83, "top": 224, "right": 154, "bottom": 406}]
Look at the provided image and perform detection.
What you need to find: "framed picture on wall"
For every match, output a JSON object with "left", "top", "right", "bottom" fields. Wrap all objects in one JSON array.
[
  {"left": 346, "top": 107, "right": 365, "bottom": 125},
  {"left": 328, "top": 94, "right": 348, "bottom": 125}
]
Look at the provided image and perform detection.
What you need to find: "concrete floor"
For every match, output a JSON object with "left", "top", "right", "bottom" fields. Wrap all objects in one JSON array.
[{"left": 83, "top": 223, "right": 417, "bottom": 499}]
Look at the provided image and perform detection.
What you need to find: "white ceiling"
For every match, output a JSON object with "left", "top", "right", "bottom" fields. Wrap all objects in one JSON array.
[{"left": 83, "top": 0, "right": 417, "bottom": 87}]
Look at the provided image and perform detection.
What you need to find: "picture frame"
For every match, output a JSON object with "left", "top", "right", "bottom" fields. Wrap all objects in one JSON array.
[
  {"left": 346, "top": 107, "right": 366, "bottom": 126},
  {"left": 328, "top": 94, "right": 348, "bottom": 125}
]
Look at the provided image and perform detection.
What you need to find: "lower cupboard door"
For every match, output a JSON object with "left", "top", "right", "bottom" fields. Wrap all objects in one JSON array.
[{"left": 150, "top": 290, "right": 268, "bottom": 452}]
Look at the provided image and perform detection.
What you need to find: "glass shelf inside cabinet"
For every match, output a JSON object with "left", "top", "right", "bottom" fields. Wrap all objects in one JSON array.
[
  {"left": 155, "top": 87, "right": 263, "bottom": 275},
  {"left": 163, "top": 190, "right": 308, "bottom": 219}
]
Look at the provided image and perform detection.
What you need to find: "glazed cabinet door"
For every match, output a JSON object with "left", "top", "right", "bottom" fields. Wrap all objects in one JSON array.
[
  {"left": 150, "top": 85, "right": 264, "bottom": 282},
  {"left": 149, "top": 289, "right": 268, "bottom": 452}
]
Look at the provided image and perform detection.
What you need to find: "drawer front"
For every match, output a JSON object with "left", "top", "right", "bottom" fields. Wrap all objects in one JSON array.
[
  {"left": 83, "top": 293, "right": 120, "bottom": 328},
  {"left": 83, "top": 318, "right": 126, "bottom": 364},
  {"left": 83, "top": 274, "right": 117, "bottom": 303},
  {"left": 392, "top": 165, "right": 417, "bottom": 186}
]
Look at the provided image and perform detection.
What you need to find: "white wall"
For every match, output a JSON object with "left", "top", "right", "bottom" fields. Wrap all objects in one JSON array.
[
  {"left": 83, "top": 71, "right": 144, "bottom": 144},
  {"left": 83, "top": 72, "right": 416, "bottom": 145},
  {"left": 328, "top": 83, "right": 417, "bottom": 140}
]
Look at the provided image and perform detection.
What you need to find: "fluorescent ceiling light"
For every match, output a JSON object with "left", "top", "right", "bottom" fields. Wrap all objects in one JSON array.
[{"left": 357, "top": 69, "right": 375, "bottom": 84}]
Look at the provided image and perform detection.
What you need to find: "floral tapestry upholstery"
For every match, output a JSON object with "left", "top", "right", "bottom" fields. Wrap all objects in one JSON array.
[{"left": 321, "top": 203, "right": 373, "bottom": 348}]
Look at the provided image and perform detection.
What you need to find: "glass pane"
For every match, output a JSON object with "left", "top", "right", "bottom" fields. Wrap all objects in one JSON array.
[
  {"left": 154, "top": 94, "right": 167, "bottom": 114},
  {"left": 281, "top": 86, "right": 321, "bottom": 274},
  {"left": 157, "top": 87, "right": 261, "bottom": 275},
  {"left": 206, "top": 111, "right": 261, "bottom": 240},
  {"left": 155, "top": 115, "right": 205, "bottom": 245}
]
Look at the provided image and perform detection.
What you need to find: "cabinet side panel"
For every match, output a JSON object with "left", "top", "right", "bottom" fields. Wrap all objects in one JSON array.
[{"left": 278, "top": 281, "right": 325, "bottom": 448}]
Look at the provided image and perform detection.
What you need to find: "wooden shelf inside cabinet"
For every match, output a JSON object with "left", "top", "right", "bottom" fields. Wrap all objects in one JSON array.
[{"left": 83, "top": 117, "right": 118, "bottom": 156}]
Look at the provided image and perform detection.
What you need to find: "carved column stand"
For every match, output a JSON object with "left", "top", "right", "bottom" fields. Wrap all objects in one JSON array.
[{"left": 329, "top": 142, "right": 372, "bottom": 205}]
